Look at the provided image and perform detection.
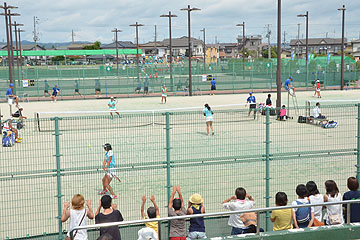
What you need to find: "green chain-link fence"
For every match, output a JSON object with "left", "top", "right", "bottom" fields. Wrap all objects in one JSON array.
[
  {"left": 0, "top": 58, "right": 359, "bottom": 99},
  {"left": 0, "top": 104, "right": 359, "bottom": 239}
]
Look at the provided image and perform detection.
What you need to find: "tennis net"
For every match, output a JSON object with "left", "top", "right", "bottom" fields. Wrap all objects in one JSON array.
[{"left": 305, "top": 99, "right": 360, "bottom": 116}]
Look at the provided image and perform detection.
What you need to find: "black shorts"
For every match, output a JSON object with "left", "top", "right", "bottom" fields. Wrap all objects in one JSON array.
[
  {"left": 75, "top": 89, "right": 79, "bottom": 93},
  {"left": 44, "top": 90, "right": 49, "bottom": 93},
  {"left": 250, "top": 104, "right": 256, "bottom": 109},
  {"left": 95, "top": 88, "right": 101, "bottom": 92},
  {"left": 144, "top": 87, "right": 149, "bottom": 92},
  {"left": 211, "top": 85, "right": 216, "bottom": 90}
]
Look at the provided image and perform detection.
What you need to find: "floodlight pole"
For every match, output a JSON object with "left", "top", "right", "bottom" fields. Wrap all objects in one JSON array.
[
  {"left": 200, "top": 28, "right": 206, "bottom": 74},
  {"left": 236, "top": 22, "right": 246, "bottom": 77},
  {"left": 12, "top": 21, "right": 23, "bottom": 85},
  {"left": 111, "top": 28, "right": 122, "bottom": 75},
  {"left": 181, "top": 5, "right": 201, "bottom": 96},
  {"left": 276, "top": 0, "right": 282, "bottom": 109},
  {"left": 338, "top": 5, "right": 346, "bottom": 90},
  {"left": 297, "top": 11, "right": 309, "bottom": 88},
  {"left": 130, "top": 22, "right": 144, "bottom": 83},
  {"left": 161, "top": 11, "right": 177, "bottom": 92}
]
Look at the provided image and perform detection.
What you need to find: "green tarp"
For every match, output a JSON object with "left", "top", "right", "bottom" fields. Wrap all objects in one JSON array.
[{"left": 0, "top": 49, "right": 142, "bottom": 57}]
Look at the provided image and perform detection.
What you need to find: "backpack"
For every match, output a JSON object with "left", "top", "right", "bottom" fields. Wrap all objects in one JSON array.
[{"left": 295, "top": 200, "right": 311, "bottom": 224}]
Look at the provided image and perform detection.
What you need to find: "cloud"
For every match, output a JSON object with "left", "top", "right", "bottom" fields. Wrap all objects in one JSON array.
[{"left": 0, "top": 0, "right": 358, "bottom": 44}]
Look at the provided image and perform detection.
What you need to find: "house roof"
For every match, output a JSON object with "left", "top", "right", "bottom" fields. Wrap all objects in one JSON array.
[
  {"left": 140, "top": 41, "right": 167, "bottom": 48},
  {"left": 67, "top": 43, "right": 94, "bottom": 49},
  {"left": 290, "top": 38, "right": 347, "bottom": 46},
  {"left": 87, "top": 54, "right": 114, "bottom": 60},
  {"left": 2, "top": 44, "right": 46, "bottom": 50},
  {"left": 218, "top": 43, "right": 237, "bottom": 48},
  {"left": 101, "top": 41, "right": 136, "bottom": 49},
  {"left": 162, "top": 36, "right": 203, "bottom": 47},
  {"left": 351, "top": 39, "right": 360, "bottom": 43}
]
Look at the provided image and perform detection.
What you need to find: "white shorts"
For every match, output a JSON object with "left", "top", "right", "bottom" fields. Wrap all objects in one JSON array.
[
  {"left": 206, "top": 116, "right": 214, "bottom": 122},
  {"left": 109, "top": 108, "right": 117, "bottom": 112},
  {"left": 106, "top": 168, "right": 116, "bottom": 178},
  {"left": 162, "top": 94, "right": 167, "bottom": 97},
  {"left": 316, "top": 88, "right": 320, "bottom": 92}
]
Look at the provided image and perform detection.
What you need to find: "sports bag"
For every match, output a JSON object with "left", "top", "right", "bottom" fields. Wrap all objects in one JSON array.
[{"left": 322, "top": 121, "right": 338, "bottom": 128}]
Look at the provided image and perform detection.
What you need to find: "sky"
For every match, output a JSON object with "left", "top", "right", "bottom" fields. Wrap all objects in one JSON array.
[{"left": 1, "top": 0, "right": 359, "bottom": 44}]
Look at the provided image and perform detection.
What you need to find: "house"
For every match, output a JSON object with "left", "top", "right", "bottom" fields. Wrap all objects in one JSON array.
[
  {"left": 101, "top": 41, "right": 136, "bottom": 49},
  {"left": 139, "top": 41, "right": 166, "bottom": 57},
  {"left": 161, "top": 36, "right": 204, "bottom": 58},
  {"left": 237, "top": 35, "right": 262, "bottom": 57},
  {"left": 281, "top": 49, "right": 292, "bottom": 59},
  {"left": 351, "top": 39, "right": 360, "bottom": 58},
  {"left": 218, "top": 43, "right": 238, "bottom": 58},
  {"left": 289, "top": 38, "right": 347, "bottom": 56},
  {"left": 67, "top": 43, "right": 94, "bottom": 50},
  {"left": 2, "top": 44, "right": 47, "bottom": 62}
]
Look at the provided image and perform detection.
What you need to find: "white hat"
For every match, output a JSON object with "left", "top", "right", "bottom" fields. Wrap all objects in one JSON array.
[
  {"left": 138, "top": 227, "right": 157, "bottom": 240},
  {"left": 316, "top": 80, "right": 320, "bottom": 82},
  {"left": 110, "top": 96, "right": 114, "bottom": 99}
]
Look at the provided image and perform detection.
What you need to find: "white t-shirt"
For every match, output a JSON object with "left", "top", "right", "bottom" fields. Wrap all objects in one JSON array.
[
  {"left": 324, "top": 193, "right": 344, "bottom": 224},
  {"left": 313, "top": 106, "right": 321, "bottom": 118},
  {"left": 291, "top": 198, "right": 314, "bottom": 213},
  {"left": 222, "top": 200, "right": 255, "bottom": 228},
  {"left": 309, "top": 194, "right": 324, "bottom": 221},
  {"left": 67, "top": 209, "right": 87, "bottom": 240}
]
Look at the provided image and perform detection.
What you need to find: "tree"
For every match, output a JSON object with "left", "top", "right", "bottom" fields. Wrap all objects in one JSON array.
[
  {"left": 262, "top": 46, "right": 277, "bottom": 58},
  {"left": 83, "top": 41, "right": 101, "bottom": 50},
  {"left": 51, "top": 56, "right": 65, "bottom": 61}
]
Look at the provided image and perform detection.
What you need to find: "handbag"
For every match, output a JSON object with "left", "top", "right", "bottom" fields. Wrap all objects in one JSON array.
[
  {"left": 65, "top": 209, "right": 87, "bottom": 240},
  {"left": 328, "top": 203, "right": 342, "bottom": 225}
]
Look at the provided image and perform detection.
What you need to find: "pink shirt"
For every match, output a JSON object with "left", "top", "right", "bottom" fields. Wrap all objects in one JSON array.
[{"left": 280, "top": 109, "right": 286, "bottom": 117}]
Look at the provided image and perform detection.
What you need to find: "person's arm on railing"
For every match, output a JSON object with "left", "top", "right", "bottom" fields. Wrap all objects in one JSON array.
[{"left": 141, "top": 195, "right": 146, "bottom": 218}]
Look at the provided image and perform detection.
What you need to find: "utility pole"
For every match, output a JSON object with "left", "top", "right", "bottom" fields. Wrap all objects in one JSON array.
[
  {"left": 33, "top": 16, "right": 40, "bottom": 43},
  {"left": 129, "top": 22, "right": 144, "bottom": 83},
  {"left": 276, "top": 0, "right": 282, "bottom": 109},
  {"left": 338, "top": 5, "right": 346, "bottom": 90},
  {"left": 215, "top": 36, "right": 217, "bottom": 44},
  {"left": 298, "top": 11, "right": 309, "bottom": 88},
  {"left": 181, "top": 5, "right": 201, "bottom": 96},
  {"left": 154, "top": 25, "right": 157, "bottom": 56},
  {"left": 161, "top": 11, "right": 177, "bottom": 92},
  {"left": 266, "top": 24, "right": 271, "bottom": 59},
  {"left": 236, "top": 22, "right": 245, "bottom": 69},
  {"left": 283, "top": 31, "right": 286, "bottom": 49},
  {"left": 71, "top": 29, "right": 75, "bottom": 44},
  {"left": 111, "top": 28, "right": 122, "bottom": 75},
  {"left": 297, "top": 24, "right": 300, "bottom": 59},
  {"left": 12, "top": 21, "right": 23, "bottom": 85},
  {"left": 200, "top": 28, "right": 206, "bottom": 73},
  {"left": 18, "top": 28, "right": 24, "bottom": 79}
]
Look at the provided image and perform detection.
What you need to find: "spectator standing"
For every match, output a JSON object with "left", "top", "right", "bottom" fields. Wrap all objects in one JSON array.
[
  {"left": 44, "top": 80, "right": 51, "bottom": 97},
  {"left": 61, "top": 194, "right": 94, "bottom": 240},
  {"left": 343, "top": 177, "right": 360, "bottom": 223},
  {"left": 141, "top": 195, "right": 160, "bottom": 238},
  {"left": 270, "top": 192, "right": 293, "bottom": 231},
  {"left": 95, "top": 195, "right": 124, "bottom": 240},
  {"left": 95, "top": 79, "right": 102, "bottom": 96},
  {"left": 323, "top": 180, "right": 344, "bottom": 225},
  {"left": 266, "top": 94, "right": 272, "bottom": 106},
  {"left": 168, "top": 186, "right": 187, "bottom": 240},
  {"left": 306, "top": 181, "right": 324, "bottom": 226},
  {"left": 210, "top": 78, "right": 216, "bottom": 95},
  {"left": 222, "top": 187, "right": 255, "bottom": 235},
  {"left": 144, "top": 76, "right": 149, "bottom": 95},
  {"left": 187, "top": 194, "right": 206, "bottom": 239},
  {"left": 74, "top": 80, "right": 82, "bottom": 97},
  {"left": 292, "top": 184, "right": 314, "bottom": 228}
]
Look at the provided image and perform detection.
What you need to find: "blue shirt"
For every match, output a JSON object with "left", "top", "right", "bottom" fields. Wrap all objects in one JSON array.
[
  {"left": 247, "top": 96, "right": 256, "bottom": 103},
  {"left": 203, "top": 108, "right": 213, "bottom": 117},
  {"left": 6, "top": 88, "right": 12, "bottom": 96},
  {"left": 52, "top": 87, "right": 60, "bottom": 93},
  {"left": 285, "top": 79, "right": 291, "bottom": 87},
  {"left": 211, "top": 80, "right": 216, "bottom": 86},
  {"left": 343, "top": 190, "right": 360, "bottom": 223},
  {"left": 105, "top": 150, "right": 115, "bottom": 168}
]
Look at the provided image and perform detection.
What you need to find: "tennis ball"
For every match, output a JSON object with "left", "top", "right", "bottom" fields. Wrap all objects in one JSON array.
[{"left": 88, "top": 145, "right": 91, "bottom": 148}]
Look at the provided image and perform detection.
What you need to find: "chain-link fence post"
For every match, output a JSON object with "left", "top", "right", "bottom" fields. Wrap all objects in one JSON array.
[
  {"left": 357, "top": 104, "right": 360, "bottom": 184},
  {"left": 52, "top": 117, "right": 64, "bottom": 240},
  {"left": 265, "top": 107, "right": 271, "bottom": 231}
]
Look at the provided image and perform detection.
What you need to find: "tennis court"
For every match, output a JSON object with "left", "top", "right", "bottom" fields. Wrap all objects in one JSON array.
[{"left": 0, "top": 89, "right": 359, "bottom": 239}]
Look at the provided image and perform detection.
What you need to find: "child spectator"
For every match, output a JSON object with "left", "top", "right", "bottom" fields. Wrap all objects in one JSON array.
[
  {"left": 279, "top": 105, "right": 287, "bottom": 120},
  {"left": 61, "top": 194, "right": 94, "bottom": 240},
  {"left": 222, "top": 187, "right": 255, "bottom": 235},
  {"left": 168, "top": 186, "right": 187, "bottom": 240},
  {"left": 137, "top": 227, "right": 157, "bottom": 240},
  {"left": 292, "top": 184, "right": 314, "bottom": 228},
  {"left": 270, "top": 192, "right": 292, "bottom": 231},
  {"left": 187, "top": 193, "right": 206, "bottom": 239},
  {"left": 95, "top": 195, "right": 124, "bottom": 240},
  {"left": 306, "top": 181, "right": 324, "bottom": 226},
  {"left": 141, "top": 195, "right": 160, "bottom": 238},
  {"left": 323, "top": 180, "right": 344, "bottom": 225},
  {"left": 343, "top": 177, "right": 360, "bottom": 223}
]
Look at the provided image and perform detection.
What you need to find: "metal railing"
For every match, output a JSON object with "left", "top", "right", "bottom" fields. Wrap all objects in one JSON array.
[{"left": 70, "top": 199, "right": 360, "bottom": 240}]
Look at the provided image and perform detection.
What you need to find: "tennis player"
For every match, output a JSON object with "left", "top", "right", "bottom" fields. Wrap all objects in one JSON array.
[
  {"left": 99, "top": 143, "right": 117, "bottom": 199},
  {"left": 51, "top": 84, "right": 60, "bottom": 102},
  {"left": 161, "top": 85, "right": 167, "bottom": 104},
  {"left": 246, "top": 92, "right": 257, "bottom": 119},
  {"left": 108, "top": 96, "right": 120, "bottom": 118},
  {"left": 203, "top": 104, "right": 214, "bottom": 136},
  {"left": 313, "top": 79, "right": 321, "bottom": 98}
]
